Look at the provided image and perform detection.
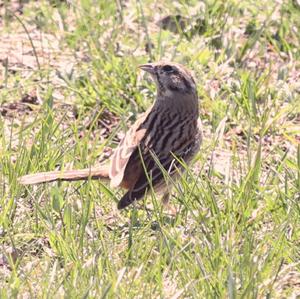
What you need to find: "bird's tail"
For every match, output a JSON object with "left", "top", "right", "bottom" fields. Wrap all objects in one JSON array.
[{"left": 18, "top": 166, "right": 110, "bottom": 185}]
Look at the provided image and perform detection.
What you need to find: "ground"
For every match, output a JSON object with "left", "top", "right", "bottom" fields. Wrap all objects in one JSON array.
[{"left": 0, "top": 0, "right": 300, "bottom": 297}]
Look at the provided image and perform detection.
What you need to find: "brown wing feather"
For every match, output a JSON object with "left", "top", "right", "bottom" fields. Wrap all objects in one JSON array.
[
  {"left": 109, "top": 105, "right": 153, "bottom": 188},
  {"left": 117, "top": 136, "right": 200, "bottom": 209}
]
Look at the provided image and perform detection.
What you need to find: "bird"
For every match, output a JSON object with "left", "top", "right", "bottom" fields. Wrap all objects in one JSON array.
[{"left": 18, "top": 61, "right": 202, "bottom": 210}]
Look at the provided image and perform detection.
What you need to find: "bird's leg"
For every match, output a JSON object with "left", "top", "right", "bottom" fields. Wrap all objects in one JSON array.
[
  {"left": 162, "top": 192, "right": 170, "bottom": 206},
  {"left": 161, "top": 188, "right": 177, "bottom": 216}
]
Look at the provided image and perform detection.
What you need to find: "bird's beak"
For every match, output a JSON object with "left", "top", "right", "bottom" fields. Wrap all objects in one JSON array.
[{"left": 138, "top": 63, "right": 156, "bottom": 74}]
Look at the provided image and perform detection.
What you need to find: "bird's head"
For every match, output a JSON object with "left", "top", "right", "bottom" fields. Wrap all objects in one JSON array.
[{"left": 139, "top": 61, "right": 197, "bottom": 96}]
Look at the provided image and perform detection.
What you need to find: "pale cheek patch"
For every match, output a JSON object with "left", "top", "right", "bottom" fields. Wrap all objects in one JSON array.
[{"left": 165, "top": 88, "right": 175, "bottom": 97}]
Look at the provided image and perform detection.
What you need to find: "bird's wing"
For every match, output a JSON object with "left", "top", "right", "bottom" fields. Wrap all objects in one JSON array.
[
  {"left": 109, "top": 106, "right": 153, "bottom": 188},
  {"left": 117, "top": 136, "right": 199, "bottom": 209}
]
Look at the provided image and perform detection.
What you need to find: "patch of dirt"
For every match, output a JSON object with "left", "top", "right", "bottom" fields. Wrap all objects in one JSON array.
[
  {"left": 0, "top": 91, "right": 41, "bottom": 117},
  {"left": 264, "top": 263, "right": 300, "bottom": 297},
  {"left": 0, "top": 31, "right": 77, "bottom": 74}
]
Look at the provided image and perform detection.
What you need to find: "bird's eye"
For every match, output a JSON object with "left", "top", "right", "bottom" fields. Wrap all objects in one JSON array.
[{"left": 162, "top": 65, "right": 173, "bottom": 72}]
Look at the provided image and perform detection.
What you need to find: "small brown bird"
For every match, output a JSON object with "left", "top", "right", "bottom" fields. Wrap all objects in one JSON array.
[{"left": 19, "top": 61, "right": 202, "bottom": 209}]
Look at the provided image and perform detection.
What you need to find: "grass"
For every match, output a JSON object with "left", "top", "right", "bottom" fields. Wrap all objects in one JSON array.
[{"left": 0, "top": 0, "right": 300, "bottom": 297}]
